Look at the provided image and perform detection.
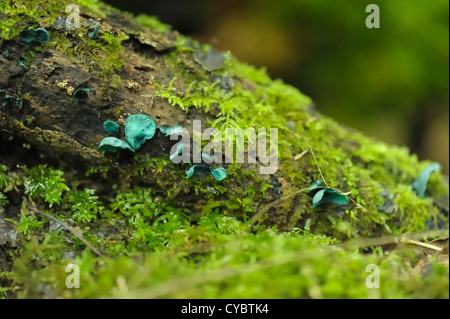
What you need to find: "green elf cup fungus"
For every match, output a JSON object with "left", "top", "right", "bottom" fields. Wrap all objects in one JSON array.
[
  {"left": 18, "top": 57, "right": 26, "bottom": 68},
  {"left": 169, "top": 143, "right": 184, "bottom": 160},
  {"left": 20, "top": 30, "right": 36, "bottom": 43},
  {"left": 211, "top": 167, "right": 227, "bottom": 181},
  {"left": 125, "top": 114, "right": 156, "bottom": 150},
  {"left": 34, "top": 28, "right": 50, "bottom": 44},
  {"left": 20, "top": 28, "right": 49, "bottom": 44},
  {"left": 201, "top": 152, "right": 213, "bottom": 164},
  {"left": 103, "top": 120, "right": 120, "bottom": 134},
  {"left": 98, "top": 137, "right": 134, "bottom": 153},
  {"left": 72, "top": 88, "right": 92, "bottom": 101},
  {"left": 186, "top": 164, "right": 227, "bottom": 181},
  {"left": 307, "top": 180, "right": 349, "bottom": 208},
  {"left": 2, "top": 95, "right": 23, "bottom": 109},
  {"left": 158, "top": 125, "right": 183, "bottom": 137},
  {"left": 312, "top": 188, "right": 350, "bottom": 208},
  {"left": 185, "top": 164, "right": 214, "bottom": 179},
  {"left": 307, "top": 180, "right": 323, "bottom": 191},
  {"left": 88, "top": 24, "right": 99, "bottom": 39},
  {"left": 412, "top": 163, "right": 440, "bottom": 198}
]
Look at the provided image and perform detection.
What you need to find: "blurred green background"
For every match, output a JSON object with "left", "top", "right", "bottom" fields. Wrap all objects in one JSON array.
[{"left": 105, "top": 0, "right": 449, "bottom": 173}]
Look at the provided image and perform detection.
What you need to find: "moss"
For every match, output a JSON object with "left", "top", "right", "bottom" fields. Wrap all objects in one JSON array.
[
  {"left": 135, "top": 14, "right": 171, "bottom": 33},
  {"left": 24, "top": 165, "right": 69, "bottom": 207},
  {"left": 150, "top": 45, "right": 448, "bottom": 238},
  {"left": 5, "top": 204, "right": 449, "bottom": 298},
  {"left": 0, "top": 157, "right": 448, "bottom": 299},
  {"left": 153, "top": 77, "right": 229, "bottom": 113},
  {"left": 76, "top": 0, "right": 110, "bottom": 18},
  {"left": 47, "top": 32, "right": 74, "bottom": 58},
  {"left": 0, "top": 0, "right": 128, "bottom": 98},
  {"left": 68, "top": 189, "right": 104, "bottom": 222},
  {"left": 6, "top": 213, "right": 44, "bottom": 237},
  {"left": 0, "top": 0, "right": 71, "bottom": 40},
  {"left": 67, "top": 29, "right": 128, "bottom": 97},
  {"left": 85, "top": 164, "right": 109, "bottom": 179}
]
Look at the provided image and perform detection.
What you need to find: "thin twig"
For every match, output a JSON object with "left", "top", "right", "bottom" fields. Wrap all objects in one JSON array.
[
  {"left": 400, "top": 238, "right": 443, "bottom": 251},
  {"left": 27, "top": 207, "right": 104, "bottom": 258},
  {"left": 339, "top": 229, "right": 449, "bottom": 250},
  {"left": 303, "top": 136, "right": 329, "bottom": 188},
  {"left": 294, "top": 149, "right": 308, "bottom": 161},
  {"left": 302, "top": 136, "right": 368, "bottom": 213}
]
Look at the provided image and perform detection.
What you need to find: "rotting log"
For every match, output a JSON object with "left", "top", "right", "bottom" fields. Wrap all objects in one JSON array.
[{"left": 0, "top": 0, "right": 448, "bottom": 242}]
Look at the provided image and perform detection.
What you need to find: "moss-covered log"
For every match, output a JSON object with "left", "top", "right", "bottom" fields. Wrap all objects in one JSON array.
[
  {"left": 0, "top": 0, "right": 448, "bottom": 299},
  {"left": 1, "top": 0, "right": 448, "bottom": 237}
]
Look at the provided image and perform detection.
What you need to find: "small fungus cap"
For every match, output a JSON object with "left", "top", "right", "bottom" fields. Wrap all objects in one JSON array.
[
  {"left": 98, "top": 137, "right": 134, "bottom": 152},
  {"left": 103, "top": 120, "right": 120, "bottom": 134},
  {"left": 20, "top": 28, "right": 49, "bottom": 44},
  {"left": 185, "top": 165, "right": 213, "bottom": 179},
  {"left": 72, "top": 88, "right": 92, "bottom": 101},
  {"left": 185, "top": 164, "right": 227, "bottom": 181},
  {"left": 125, "top": 114, "right": 156, "bottom": 150},
  {"left": 88, "top": 24, "right": 99, "bottom": 39},
  {"left": 412, "top": 163, "right": 440, "bottom": 198},
  {"left": 34, "top": 28, "right": 50, "bottom": 44},
  {"left": 211, "top": 167, "right": 227, "bottom": 181},
  {"left": 158, "top": 125, "right": 183, "bottom": 137}
]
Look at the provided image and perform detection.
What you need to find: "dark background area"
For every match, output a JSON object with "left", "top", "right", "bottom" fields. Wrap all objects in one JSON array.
[{"left": 104, "top": 0, "right": 449, "bottom": 173}]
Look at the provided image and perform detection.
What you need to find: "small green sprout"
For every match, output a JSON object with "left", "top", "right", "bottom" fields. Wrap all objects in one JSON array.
[
  {"left": 6, "top": 213, "right": 44, "bottom": 236},
  {"left": 24, "top": 165, "right": 69, "bottom": 207},
  {"left": 103, "top": 120, "right": 120, "bottom": 134},
  {"left": 98, "top": 137, "right": 135, "bottom": 152},
  {"left": 0, "top": 192, "right": 8, "bottom": 207},
  {"left": 0, "top": 164, "right": 9, "bottom": 189},
  {"left": 69, "top": 189, "right": 104, "bottom": 222},
  {"left": 2, "top": 50, "right": 9, "bottom": 58}
]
